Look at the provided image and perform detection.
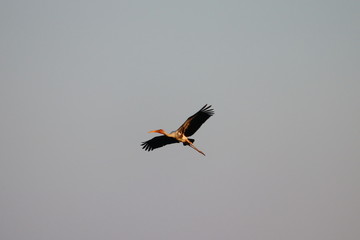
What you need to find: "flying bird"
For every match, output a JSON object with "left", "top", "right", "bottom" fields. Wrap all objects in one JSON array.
[{"left": 141, "top": 104, "right": 214, "bottom": 156}]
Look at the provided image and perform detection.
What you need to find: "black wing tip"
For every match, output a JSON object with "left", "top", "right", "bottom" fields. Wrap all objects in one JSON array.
[
  {"left": 201, "top": 104, "right": 214, "bottom": 116},
  {"left": 141, "top": 142, "right": 154, "bottom": 151}
]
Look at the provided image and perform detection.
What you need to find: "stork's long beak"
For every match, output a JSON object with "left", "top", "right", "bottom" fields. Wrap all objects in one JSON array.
[
  {"left": 148, "top": 130, "right": 160, "bottom": 133},
  {"left": 148, "top": 129, "right": 164, "bottom": 134}
]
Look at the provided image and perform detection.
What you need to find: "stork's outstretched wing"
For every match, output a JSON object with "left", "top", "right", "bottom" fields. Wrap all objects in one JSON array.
[
  {"left": 177, "top": 104, "right": 214, "bottom": 137},
  {"left": 141, "top": 136, "right": 179, "bottom": 151}
]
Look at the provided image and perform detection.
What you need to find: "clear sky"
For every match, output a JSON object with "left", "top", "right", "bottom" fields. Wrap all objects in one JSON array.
[{"left": 1, "top": 1, "right": 359, "bottom": 239}]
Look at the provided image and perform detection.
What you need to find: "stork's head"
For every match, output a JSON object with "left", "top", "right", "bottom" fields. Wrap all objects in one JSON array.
[{"left": 148, "top": 129, "right": 165, "bottom": 134}]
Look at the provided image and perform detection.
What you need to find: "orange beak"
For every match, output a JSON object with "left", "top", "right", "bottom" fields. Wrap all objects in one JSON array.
[{"left": 148, "top": 129, "right": 163, "bottom": 134}]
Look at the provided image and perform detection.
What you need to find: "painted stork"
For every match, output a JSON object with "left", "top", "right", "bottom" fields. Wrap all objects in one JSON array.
[{"left": 141, "top": 104, "right": 214, "bottom": 156}]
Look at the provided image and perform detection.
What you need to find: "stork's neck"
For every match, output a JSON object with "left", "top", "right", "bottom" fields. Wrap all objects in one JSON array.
[
  {"left": 160, "top": 131, "right": 168, "bottom": 136},
  {"left": 157, "top": 129, "right": 171, "bottom": 137}
]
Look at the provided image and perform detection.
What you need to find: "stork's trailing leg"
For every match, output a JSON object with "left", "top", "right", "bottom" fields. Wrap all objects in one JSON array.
[{"left": 186, "top": 139, "right": 205, "bottom": 156}]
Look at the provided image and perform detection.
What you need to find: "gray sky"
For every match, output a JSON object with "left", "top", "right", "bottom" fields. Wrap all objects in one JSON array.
[{"left": 1, "top": 0, "right": 359, "bottom": 239}]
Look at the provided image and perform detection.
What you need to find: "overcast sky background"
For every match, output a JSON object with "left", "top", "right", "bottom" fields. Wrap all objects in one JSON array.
[{"left": 1, "top": 1, "right": 359, "bottom": 239}]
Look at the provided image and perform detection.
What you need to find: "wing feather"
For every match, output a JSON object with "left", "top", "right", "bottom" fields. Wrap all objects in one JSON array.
[
  {"left": 177, "top": 104, "right": 214, "bottom": 137},
  {"left": 141, "top": 136, "right": 179, "bottom": 151}
]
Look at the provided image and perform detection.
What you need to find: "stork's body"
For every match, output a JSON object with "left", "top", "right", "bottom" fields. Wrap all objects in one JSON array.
[{"left": 141, "top": 104, "right": 214, "bottom": 156}]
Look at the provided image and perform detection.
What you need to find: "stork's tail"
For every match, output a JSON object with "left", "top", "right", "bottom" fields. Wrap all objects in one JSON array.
[{"left": 182, "top": 139, "right": 194, "bottom": 146}]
